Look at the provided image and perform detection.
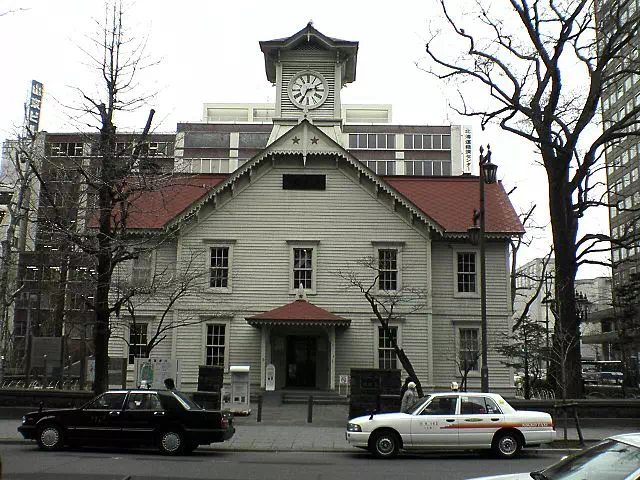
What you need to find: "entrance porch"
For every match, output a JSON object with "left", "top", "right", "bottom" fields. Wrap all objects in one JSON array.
[{"left": 245, "top": 298, "right": 350, "bottom": 391}]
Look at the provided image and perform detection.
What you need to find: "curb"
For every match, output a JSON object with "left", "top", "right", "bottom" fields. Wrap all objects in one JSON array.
[{"left": 0, "top": 438, "right": 586, "bottom": 455}]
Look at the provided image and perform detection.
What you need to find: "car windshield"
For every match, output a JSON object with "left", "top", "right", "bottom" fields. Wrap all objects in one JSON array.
[
  {"left": 171, "top": 391, "right": 203, "bottom": 410},
  {"left": 406, "top": 395, "right": 432, "bottom": 414},
  {"left": 539, "top": 439, "right": 640, "bottom": 479}
]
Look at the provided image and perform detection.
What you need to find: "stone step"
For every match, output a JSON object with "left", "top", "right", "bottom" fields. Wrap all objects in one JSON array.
[{"left": 281, "top": 392, "right": 350, "bottom": 405}]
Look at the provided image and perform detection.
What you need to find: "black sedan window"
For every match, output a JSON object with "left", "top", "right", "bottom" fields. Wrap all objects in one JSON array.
[
  {"left": 85, "top": 393, "right": 126, "bottom": 410},
  {"left": 171, "top": 391, "right": 203, "bottom": 410},
  {"left": 126, "top": 393, "right": 163, "bottom": 411}
]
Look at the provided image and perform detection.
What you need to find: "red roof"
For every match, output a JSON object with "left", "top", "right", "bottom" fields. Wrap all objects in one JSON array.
[
  {"left": 115, "top": 173, "right": 522, "bottom": 234},
  {"left": 383, "top": 176, "right": 524, "bottom": 234},
  {"left": 92, "top": 174, "right": 226, "bottom": 230},
  {"left": 246, "top": 299, "right": 350, "bottom": 326}
]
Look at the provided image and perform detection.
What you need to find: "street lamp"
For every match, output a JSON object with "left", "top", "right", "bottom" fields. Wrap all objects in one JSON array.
[{"left": 468, "top": 144, "right": 498, "bottom": 393}]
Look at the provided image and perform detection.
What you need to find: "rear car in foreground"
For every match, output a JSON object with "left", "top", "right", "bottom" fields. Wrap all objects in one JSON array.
[
  {"left": 469, "top": 433, "right": 640, "bottom": 479},
  {"left": 18, "top": 389, "right": 234, "bottom": 455},
  {"left": 346, "top": 392, "right": 555, "bottom": 458}
]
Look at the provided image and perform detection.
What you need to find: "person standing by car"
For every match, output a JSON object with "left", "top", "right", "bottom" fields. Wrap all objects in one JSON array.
[
  {"left": 400, "top": 381, "right": 418, "bottom": 413},
  {"left": 400, "top": 376, "right": 412, "bottom": 399}
]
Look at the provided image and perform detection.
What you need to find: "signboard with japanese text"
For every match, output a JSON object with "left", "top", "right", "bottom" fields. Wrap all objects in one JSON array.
[
  {"left": 26, "top": 80, "right": 44, "bottom": 134},
  {"left": 133, "top": 357, "right": 179, "bottom": 390}
]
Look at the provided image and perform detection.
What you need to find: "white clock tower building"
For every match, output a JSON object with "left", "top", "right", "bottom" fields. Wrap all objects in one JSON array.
[{"left": 260, "top": 23, "right": 358, "bottom": 143}]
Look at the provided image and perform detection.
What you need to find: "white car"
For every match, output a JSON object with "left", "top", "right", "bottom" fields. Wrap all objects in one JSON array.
[
  {"left": 469, "top": 433, "right": 640, "bottom": 480},
  {"left": 346, "top": 392, "right": 555, "bottom": 459}
]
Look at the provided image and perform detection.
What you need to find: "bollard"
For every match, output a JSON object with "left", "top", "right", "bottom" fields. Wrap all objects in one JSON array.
[
  {"left": 257, "top": 393, "right": 263, "bottom": 423},
  {"left": 307, "top": 395, "right": 313, "bottom": 423},
  {"left": 43, "top": 355, "right": 48, "bottom": 388}
]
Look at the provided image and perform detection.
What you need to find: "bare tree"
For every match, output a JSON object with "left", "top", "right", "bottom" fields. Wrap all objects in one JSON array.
[
  {"left": 454, "top": 346, "right": 483, "bottom": 392},
  {"left": 109, "top": 248, "right": 233, "bottom": 359},
  {"left": 496, "top": 315, "right": 549, "bottom": 398},
  {"left": 337, "top": 256, "right": 428, "bottom": 397},
  {"left": 30, "top": 2, "right": 165, "bottom": 394},
  {"left": 423, "top": 0, "right": 639, "bottom": 397}
]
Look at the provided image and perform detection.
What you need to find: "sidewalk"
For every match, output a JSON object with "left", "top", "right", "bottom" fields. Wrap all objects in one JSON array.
[{"left": 1, "top": 401, "right": 638, "bottom": 452}]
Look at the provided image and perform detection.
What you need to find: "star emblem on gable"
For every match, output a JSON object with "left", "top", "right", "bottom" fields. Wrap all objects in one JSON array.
[
  {"left": 292, "top": 136, "right": 300, "bottom": 145},
  {"left": 310, "top": 136, "right": 319, "bottom": 145}
]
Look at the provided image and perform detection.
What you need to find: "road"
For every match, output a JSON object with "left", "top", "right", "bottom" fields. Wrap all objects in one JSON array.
[{"left": 0, "top": 444, "right": 564, "bottom": 480}]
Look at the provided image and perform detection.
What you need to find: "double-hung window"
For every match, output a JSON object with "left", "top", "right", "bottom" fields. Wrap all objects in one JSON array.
[
  {"left": 210, "top": 247, "right": 229, "bottom": 288},
  {"left": 293, "top": 248, "right": 313, "bottom": 289},
  {"left": 374, "top": 243, "right": 402, "bottom": 292},
  {"left": 132, "top": 250, "right": 153, "bottom": 286},
  {"left": 288, "top": 241, "right": 318, "bottom": 294},
  {"left": 456, "top": 251, "right": 477, "bottom": 294},
  {"left": 378, "top": 326, "right": 398, "bottom": 369},
  {"left": 459, "top": 328, "right": 479, "bottom": 371},
  {"left": 205, "top": 324, "right": 226, "bottom": 367},
  {"left": 129, "top": 323, "right": 148, "bottom": 365},
  {"left": 378, "top": 249, "right": 398, "bottom": 291}
]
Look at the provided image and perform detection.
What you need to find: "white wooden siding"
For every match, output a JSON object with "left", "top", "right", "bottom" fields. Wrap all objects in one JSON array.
[{"left": 108, "top": 155, "right": 515, "bottom": 394}]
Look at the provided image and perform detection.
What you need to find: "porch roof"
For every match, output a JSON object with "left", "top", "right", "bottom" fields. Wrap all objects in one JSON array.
[{"left": 245, "top": 299, "right": 351, "bottom": 327}]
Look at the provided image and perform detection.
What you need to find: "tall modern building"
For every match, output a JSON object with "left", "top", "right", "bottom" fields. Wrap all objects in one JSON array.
[
  {"left": 176, "top": 102, "right": 472, "bottom": 178},
  {"left": 597, "top": 0, "right": 640, "bottom": 287}
]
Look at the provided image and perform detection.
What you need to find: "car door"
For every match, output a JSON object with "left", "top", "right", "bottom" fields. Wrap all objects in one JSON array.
[
  {"left": 69, "top": 392, "right": 127, "bottom": 443},
  {"left": 120, "top": 392, "right": 166, "bottom": 445},
  {"left": 410, "top": 395, "right": 459, "bottom": 447},
  {"left": 457, "top": 395, "right": 504, "bottom": 448}
]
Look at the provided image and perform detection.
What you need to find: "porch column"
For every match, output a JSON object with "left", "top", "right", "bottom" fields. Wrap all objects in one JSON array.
[
  {"left": 260, "top": 325, "right": 270, "bottom": 389},
  {"left": 329, "top": 326, "right": 336, "bottom": 390}
]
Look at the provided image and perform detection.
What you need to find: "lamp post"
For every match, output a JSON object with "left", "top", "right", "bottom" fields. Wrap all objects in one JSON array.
[{"left": 468, "top": 144, "right": 498, "bottom": 393}]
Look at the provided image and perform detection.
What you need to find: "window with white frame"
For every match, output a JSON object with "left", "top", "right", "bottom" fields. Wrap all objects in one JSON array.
[
  {"left": 293, "top": 248, "right": 313, "bottom": 289},
  {"left": 348, "top": 133, "right": 396, "bottom": 149},
  {"left": 129, "top": 323, "right": 148, "bottom": 364},
  {"left": 404, "top": 160, "right": 452, "bottom": 176},
  {"left": 189, "top": 158, "right": 230, "bottom": 174},
  {"left": 459, "top": 328, "right": 479, "bottom": 371},
  {"left": 364, "top": 160, "right": 396, "bottom": 175},
  {"left": 205, "top": 324, "right": 226, "bottom": 367},
  {"left": 378, "top": 248, "right": 399, "bottom": 291},
  {"left": 209, "top": 247, "right": 230, "bottom": 288},
  {"left": 403, "top": 134, "right": 452, "bottom": 150},
  {"left": 378, "top": 326, "right": 398, "bottom": 369},
  {"left": 132, "top": 250, "right": 153, "bottom": 286},
  {"left": 456, "top": 252, "right": 477, "bottom": 294}
]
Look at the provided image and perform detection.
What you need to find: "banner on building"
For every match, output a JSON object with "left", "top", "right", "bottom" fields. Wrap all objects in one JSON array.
[
  {"left": 133, "top": 357, "right": 179, "bottom": 390},
  {"left": 25, "top": 80, "right": 44, "bottom": 134}
]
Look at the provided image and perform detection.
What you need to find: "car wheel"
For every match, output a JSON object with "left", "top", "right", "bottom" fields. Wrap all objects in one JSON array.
[
  {"left": 158, "top": 430, "right": 184, "bottom": 455},
  {"left": 493, "top": 430, "right": 522, "bottom": 459},
  {"left": 36, "top": 424, "right": 64, "bottom": 451},
  {"left": 370, "top": 430, "right": 400, "bottom": 459}
]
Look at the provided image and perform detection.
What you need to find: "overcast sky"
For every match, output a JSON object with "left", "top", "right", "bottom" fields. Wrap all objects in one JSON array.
[{"left": 0, "top": 0, "right": 611, "bottom": 279}]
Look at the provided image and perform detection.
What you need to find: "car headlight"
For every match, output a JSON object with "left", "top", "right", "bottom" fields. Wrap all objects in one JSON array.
[
  {"left": 22, "top": 416, "right": 26, "bottom": 424},
  {"left": 22, "top": 416, "right": 32, "bottom": 425},
  {"left": 347, "top": 423, "right": 362, "bottom": 432}
]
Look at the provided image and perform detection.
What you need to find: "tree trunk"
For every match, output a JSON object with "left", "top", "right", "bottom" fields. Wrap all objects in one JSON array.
[
  {"left": 93, "top": 122, "right": 116, "bottom": 395},
  {"left": 394, "top": 347, "right": 424, "bottom": 397},
  {"left": 547, "top": 165, "right": 583, "bottom": 399}
]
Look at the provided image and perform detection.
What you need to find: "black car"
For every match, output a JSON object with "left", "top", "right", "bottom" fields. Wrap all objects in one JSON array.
[{"left": 18, "top": 389, "right": 234, "bottom": 455}]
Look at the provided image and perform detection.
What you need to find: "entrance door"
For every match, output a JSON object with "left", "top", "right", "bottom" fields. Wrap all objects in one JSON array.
[{"left": 286, "top": 336, "right": 316, "bottom": 388}]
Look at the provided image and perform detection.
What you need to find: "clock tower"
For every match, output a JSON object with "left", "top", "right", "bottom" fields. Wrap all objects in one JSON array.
[{"left": 260, "top": 23, "right": 358, "bottom": 142}]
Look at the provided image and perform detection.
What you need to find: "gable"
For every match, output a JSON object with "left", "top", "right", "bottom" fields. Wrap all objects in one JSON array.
[
  {"left": 169, "top": 120, "right": 444, "bottom": 236},
  {"left": 182, "top": 152, "right": 434, "bottom": 245}
]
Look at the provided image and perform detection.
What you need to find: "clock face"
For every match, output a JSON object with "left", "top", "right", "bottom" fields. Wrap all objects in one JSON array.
[{"left": 287, "top": 71, "right": 328, "bottom": 109}]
